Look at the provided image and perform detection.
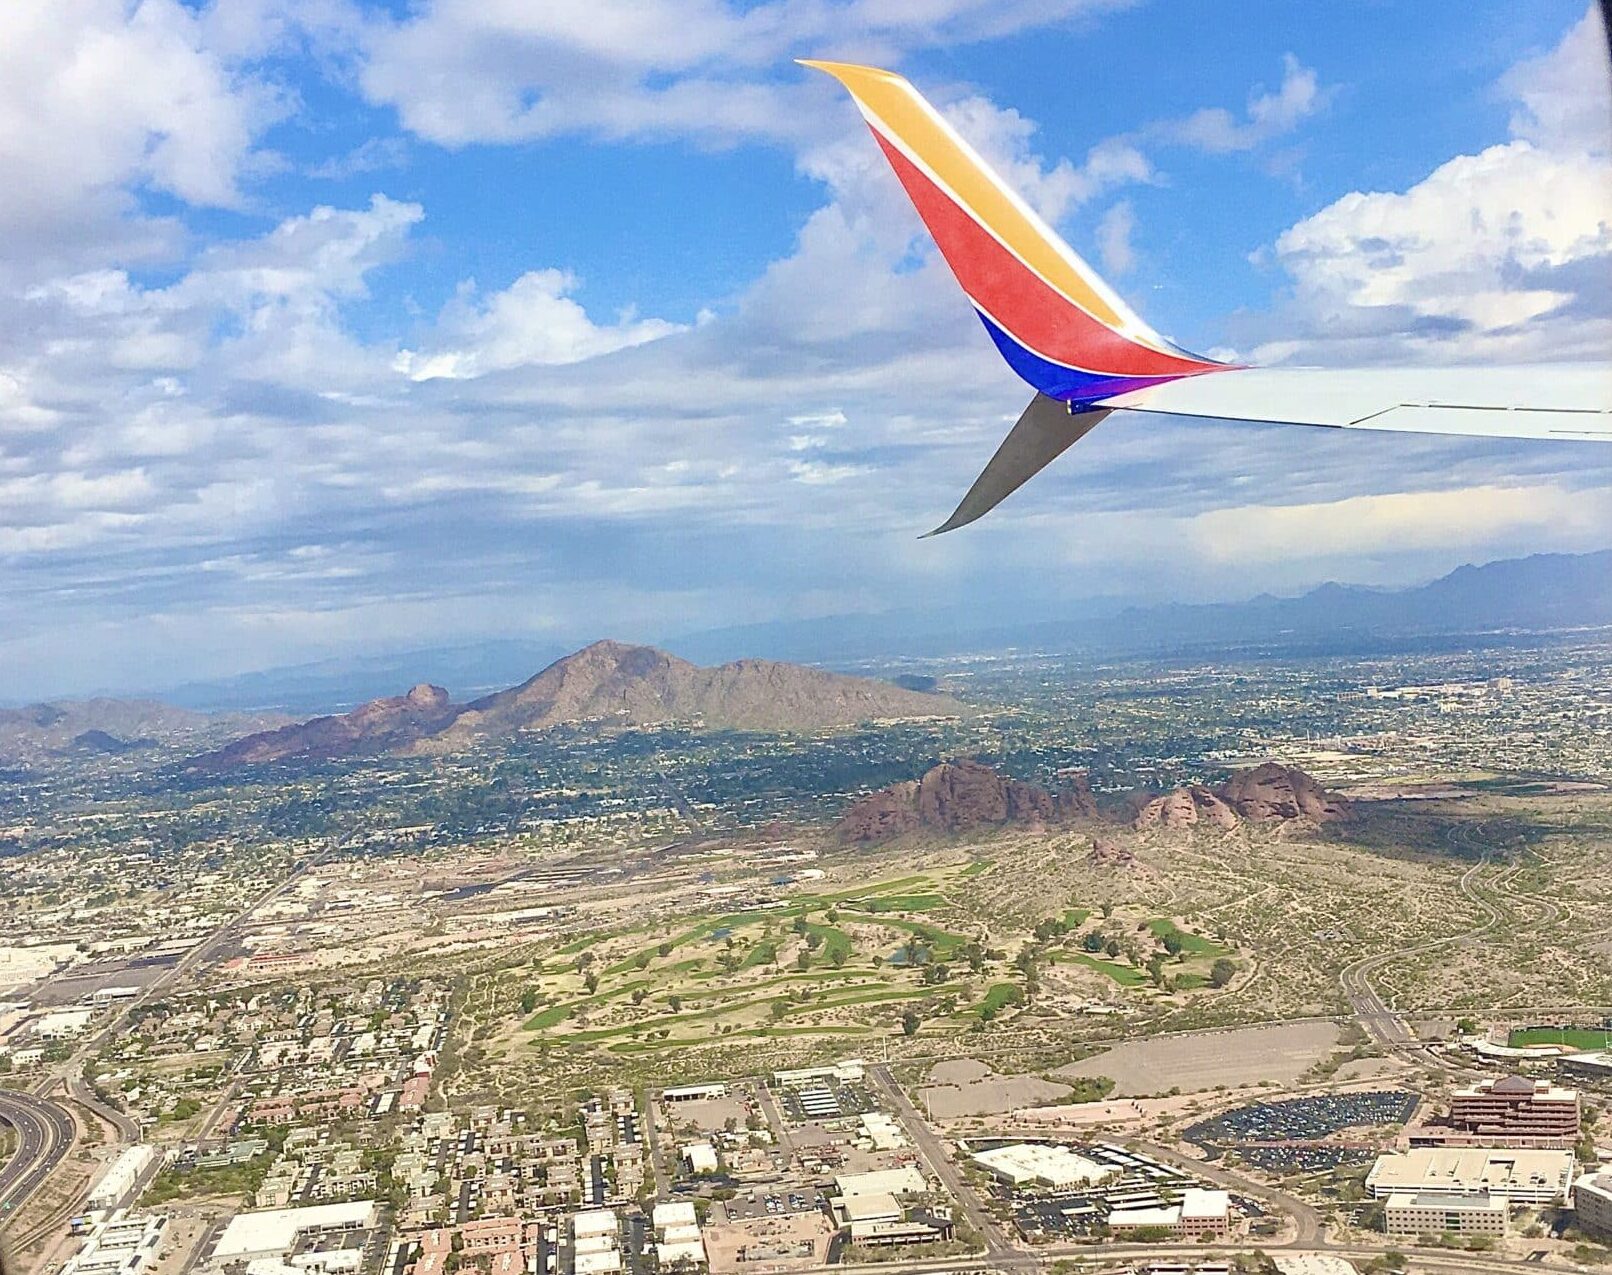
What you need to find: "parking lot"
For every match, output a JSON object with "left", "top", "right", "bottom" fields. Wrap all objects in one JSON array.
[{"left": 1183, "top": 1089, "right": 1418, "bottom": 1171}]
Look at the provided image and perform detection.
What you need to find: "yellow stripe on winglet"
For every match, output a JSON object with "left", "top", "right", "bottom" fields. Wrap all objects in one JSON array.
[{"left": 800, "top": 59, "right": 1136, "bottom": 337}]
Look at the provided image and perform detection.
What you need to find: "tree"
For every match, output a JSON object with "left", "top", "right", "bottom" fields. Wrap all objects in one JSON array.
[
  {"left": 1082, "top": 932, "right": 1105, "bottom": 953},
  {"left": 667, "top": 995, "right": 682, "bottom": 1012},
  {"left": 901, "top": 1011, "right": 921, "bottom": 1037},
  {"left": 631, "top": 988, "right": 647, "bottom": 1005},
  {"left": 1104, "top": 939, "right": 1122, "bottom": 958},
  {"left": 519, "top": 989, "right": 540, "bottom": 1014},
  {"left": 1210, "top": 958, "right": 1238, "bottom": 988},
  {"left": 1160, "top": 931, "right": 1185, "bottom": 957},
  {"left": 583, "top": 973, "right": 600, "bottom": 994},
  {"left": 657, "top": 940, "right": 674, "bottom": 957},
  {"left": 795, "top": 951, "right": 812, "bottom": 972},
  {"left": 830, "top": 948, "right": 849, "bottom": 969}
]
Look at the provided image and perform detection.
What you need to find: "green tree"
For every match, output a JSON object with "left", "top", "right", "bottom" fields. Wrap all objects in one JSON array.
[
  {"left": 901, "top": 1011, "right": 921, "bottom": 1037},
  {"left": 1210, "top": 958, "right": 1238, "bottom": 988}
]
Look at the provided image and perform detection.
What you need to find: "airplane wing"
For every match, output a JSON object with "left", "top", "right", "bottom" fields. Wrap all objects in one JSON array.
[{"left": 800, "top": 60, "right": 1612, "bottom": 534}]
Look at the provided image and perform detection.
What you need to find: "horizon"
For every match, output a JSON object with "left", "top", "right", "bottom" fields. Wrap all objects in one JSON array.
[
  {"left": 8, "top": 543, "right": 1609, "bottom": 709},
  {"left": 2, "top": 1, "right": 1610, "bottom": 698}
]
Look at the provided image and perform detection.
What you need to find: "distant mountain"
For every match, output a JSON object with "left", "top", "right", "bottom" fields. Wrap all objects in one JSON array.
[
  {"left": 415, "top": 640, "right": 963, "bottom": 754},
  {"left": 192, "top": 684, "right": 461, "bottom": 770},
  {"left": 192, "top": 641, "right": 964, "bottom": 770},
  {"left": 670, "top": 549, "right": 1612, "bottom": 663},
  {"left": 158, "top": 638, "right": 572, "bottom": 714},
  {"left": 0, "top": 699, "right": 286, "bottom": 767}
]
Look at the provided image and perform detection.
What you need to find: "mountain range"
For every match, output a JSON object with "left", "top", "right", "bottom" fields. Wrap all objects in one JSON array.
[{"left": 190, "top": 640, "right": 964, "bottom": 770}]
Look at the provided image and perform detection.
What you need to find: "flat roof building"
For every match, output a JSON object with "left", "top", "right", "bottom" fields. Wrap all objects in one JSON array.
[
  {"left": 662, "top": 1083, "right": 727, "bottom": 1103},
  {"left": 1108, "top": 1190, "right": 1228, "bottom": 1241},
  {"left": 1366, "top": 1148, "right": 1574, "bottom": 1205},
  {"left": 1385, "top": 1192, "right": 1508, "bottom": 1236},
  {"left": 210, "top": 1202, "right": 378, "bottom": 1265},
  {"left": 973, "top": 1143, "right": 1112, "bottom": 1189},
  {"left": 834, "top": 1167, "right": 925, "bottom": 1199},
  {"left": 1576, "top": 1171, "right": 1612, "bottom": 1242},
  {"left": 1449, "top": 1076, "right": 1579, "bottom": 1142}
]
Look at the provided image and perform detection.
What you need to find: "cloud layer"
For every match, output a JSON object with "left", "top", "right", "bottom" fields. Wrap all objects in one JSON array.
[{"left": 0, "top": 1, "right": 1608, "bottom": 697}]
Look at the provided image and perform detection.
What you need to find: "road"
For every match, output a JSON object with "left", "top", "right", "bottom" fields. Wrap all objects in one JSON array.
[
  {"left": 1338, "top": 850, "right": 1506, "bottom": 1057},
  {"left": 0, "top": 1091, "right": 75, "bottom": 1226},
  {"left": 866, "top": 1064, "right": 1012, "bottom": 1258}
]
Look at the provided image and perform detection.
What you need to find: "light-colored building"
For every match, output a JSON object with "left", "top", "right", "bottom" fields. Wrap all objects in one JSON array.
[
  {"left": 1366, "top": 1148, "right": 1574, "bottom": 1205},
  {"left": 1107, "top": 1190, "right": 1229, "bottom": 1241},
  {"left": 88, "top": 1144, "right": 159, "bottom": 1211},
  {"left": 1576, "top": 1171, "right": 1612, "bottom": 1242},
  {"left": 662, "top": 1083, "right": 727, "bottom": 1103},
  {"left": 834, "top": 1167, "right": 925, "bottom": 1199},
  {"left": 973, "top": 1143, "right": 1111, "bottom": 1188},
  {"left": 1385, "top": 1191, "right": 1509, "bottom": 1236},
  {"left": 839, "top": 1192, "right": 903, "bottom": 1232},
  {"left": 1562, "top": 1052, "right": 1612, "bottom": 1083},
  {"left": 210, "top": 1202, "right": 378, "bottom": 1265},
  {"left": 652, "top": 1202, "right": 697, "bottom": 1231},
  {"left": 60, "top": 1211, "right": 166, "bottom": 1275},
  {"left": 682, "top": 1142, "right": 718, "bottom": 1174}
]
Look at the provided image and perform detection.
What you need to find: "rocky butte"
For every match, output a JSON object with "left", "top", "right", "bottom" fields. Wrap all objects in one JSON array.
[
  {"left": 837, "top": 759, "right": 1098, "bottom": 843},
  {"left": 1132, "top": 762, "right": 1351, "bottom": 830}
]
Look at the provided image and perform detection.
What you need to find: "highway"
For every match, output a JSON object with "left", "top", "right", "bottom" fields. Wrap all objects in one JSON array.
[{"left": 0, "top": 1091, "right": 75, "bottom": 1226}]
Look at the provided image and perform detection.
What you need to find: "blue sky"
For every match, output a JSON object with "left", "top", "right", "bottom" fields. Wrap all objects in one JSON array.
[{"left": 1, "top": 0, "right": 1609, "bottom": 698}]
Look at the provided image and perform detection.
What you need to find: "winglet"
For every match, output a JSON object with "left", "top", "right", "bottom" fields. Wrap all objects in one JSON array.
[
  {"left": 801, "top": 59, "right": 1227, "bottom": 409},
  {"left": 922, "top": 397, "right": 1111, "bottom": 536}
]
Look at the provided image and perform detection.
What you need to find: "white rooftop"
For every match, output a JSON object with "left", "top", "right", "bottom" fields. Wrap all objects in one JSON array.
[{"left": 212, "top": 1203, "right": 376, "bottom": 1259}]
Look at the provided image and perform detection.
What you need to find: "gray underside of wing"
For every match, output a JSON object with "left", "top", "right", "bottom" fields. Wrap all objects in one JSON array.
[{"left": 924, "top": 394, "right": 1110, "bottom": 537}]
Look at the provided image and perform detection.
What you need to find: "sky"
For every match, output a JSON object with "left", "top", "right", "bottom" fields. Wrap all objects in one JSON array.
[{"left": 2, "top": 0, "right": 1610, "bottom": 699}]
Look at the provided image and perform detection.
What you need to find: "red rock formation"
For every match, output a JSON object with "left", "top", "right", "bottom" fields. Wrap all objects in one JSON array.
[
  {"left": 1132, "top": 785, "right": 1239, "bottom": 832},
  {"left": 1220, "top": 762, "right": 1350, "bottom": 822},
  {"left": 191, "top": 683, "right": 459, "bottom": 768},
  {"left": 838, "top": 760, "right": 1097, "bottom": 843}
]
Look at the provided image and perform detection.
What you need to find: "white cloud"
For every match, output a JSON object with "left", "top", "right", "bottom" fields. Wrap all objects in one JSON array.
[
  {"left": 395, "top": 270, "right": 685, "bottom": 381},
  {"left": 1192, "top": 483, "right": 1612, "bottom": 564},
  {"left": 0, "top": 0, "right": 287, "bottom": 282},
  {"left": 1095, "top": 200, "right": 1136, "bottom": 275},
  {"left": 355, "top": 0, "right": 1133, "bottom": 147},
  {"left": 1154, "top": 54, "right": 1328, "bottom": 153},
  {"left": 1502, "top": 6, "right": 1611, "bottom": 155},
  {"left": 1244, "top": 7, "right": 1611, "bottom": 366}
]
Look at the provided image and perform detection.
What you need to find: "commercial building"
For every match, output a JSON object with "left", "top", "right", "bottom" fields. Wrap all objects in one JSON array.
[
  {"left": 973, "top": 1143, "right": 1113, "bottom": 1189},
  {"left": 571, "top": 1209, "right": 622, "bottom": 1275},
  {"left": 1366, "top": 1148, "right": 1574, "bottom": 1205},
  {"left": 208, "top": 1202, "right": 379, "bottom": 1267},
  {"left": 681, "top": 1142, "right": 718, "bottom": 1174},
  {"left": 87, "top": 1144, "right": 159, "bottom": 1211},
  {"left": 833, "top": 1167, "right": 926, "bottom": 1199},
  {"left": 60, "top": 1211, "right": 166, "bottom": 1275},
  {"left": 1107, "top": 1190, "right": 1229, "bottom": 1240},
  {"left": 1449, "top": 1076, "right": 1580, "bottom": 1142},
  {"left": 662, "top": 1083, "right": 727, "bottom": 1103},
  {"left": 1576, "top": 1171, "right": 1612, "bottom": 1242},
  {"left": 1385, "top": 1191, "right": 1509, "bottom": 1237}
]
